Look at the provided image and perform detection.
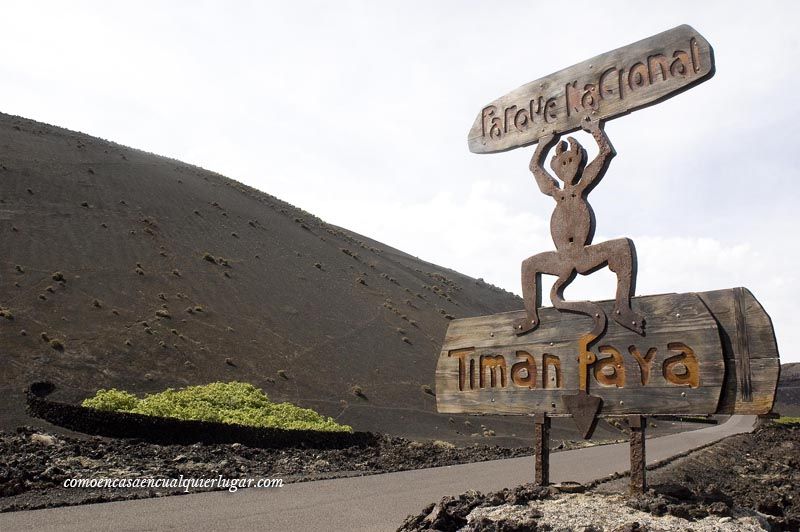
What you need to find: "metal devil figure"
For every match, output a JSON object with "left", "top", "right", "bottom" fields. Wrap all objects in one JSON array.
[
  {"left": 435, "top": 25, "right": 780, "bottom": 493},
  {"left": 516, "top": 118, "right": 639, "bottom": 438}
]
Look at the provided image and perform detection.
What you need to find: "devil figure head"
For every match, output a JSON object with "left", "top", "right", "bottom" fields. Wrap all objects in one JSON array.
[{"left": 549, "top": 137, "right": 587, "bottom": 185}]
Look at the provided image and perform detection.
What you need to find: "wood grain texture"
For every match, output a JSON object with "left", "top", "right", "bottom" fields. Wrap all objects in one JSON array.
[
  {"left": 468, "top": 25, "right": 714, "bottom": 154},
  {"left": 436, "top": 288, "right": 780, "bottom": 416},
  {"left": 697, "top": 288, "right": 780, "bottom": 414},
  {"left": 436, "top": 292, "right": 724, "bottom": 416}
]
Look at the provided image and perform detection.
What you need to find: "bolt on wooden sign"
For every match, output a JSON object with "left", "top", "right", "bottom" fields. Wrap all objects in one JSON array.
[{"left": 438, "top": 25, "right": 780, "bottom": 438}]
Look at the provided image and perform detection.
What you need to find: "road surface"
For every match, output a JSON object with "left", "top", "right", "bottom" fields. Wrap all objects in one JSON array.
[{"left": 1, "top": 415, "right": 756, "bottom": 532}]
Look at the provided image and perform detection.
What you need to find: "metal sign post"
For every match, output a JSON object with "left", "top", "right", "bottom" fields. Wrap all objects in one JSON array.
[{"left": 629, "top": 415, "right": 647, "bottom": 494}]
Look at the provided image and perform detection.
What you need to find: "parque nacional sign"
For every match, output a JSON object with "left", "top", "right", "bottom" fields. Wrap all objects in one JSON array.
[
  {"left": 436, "top": 25, "right": 780, "bottom": 493},
  {"left": 468, "top": 25, "right": 714, "bottom": 153}
]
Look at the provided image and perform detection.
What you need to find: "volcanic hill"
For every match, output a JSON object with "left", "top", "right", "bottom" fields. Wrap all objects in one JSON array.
[
  {"left": 1, "top": 112, "right": 606, "bottom": 445},
  {"left": 776, "top": 363, "right": 800, "bottom": 417}
]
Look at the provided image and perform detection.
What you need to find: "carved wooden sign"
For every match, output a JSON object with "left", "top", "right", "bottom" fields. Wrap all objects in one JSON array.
[
  {"left": 435, "top": 288, "right": 780, "bottom": 417},
  {"left": 468, "top": 25, "right": 715, "bottom": 154},
  {"left": 445, "top": 24, "right": 779, "bottom": 445},
  {"left": 451, "top": 24, "right": 777, "bottom": 492}
]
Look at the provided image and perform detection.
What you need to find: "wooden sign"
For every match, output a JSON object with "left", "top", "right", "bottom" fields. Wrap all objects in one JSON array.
[
  {"left": 452, "top": 26, "right": 777, "bottom": 492},
  {"left": 435, "top": 288, "right": 779, "bottom": 417},
  {"left": 468, "top": 25, "right": 715, "bottom": 154}
]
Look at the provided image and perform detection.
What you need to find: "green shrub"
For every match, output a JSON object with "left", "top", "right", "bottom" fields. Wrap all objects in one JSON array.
[
  {"left": 83, "top": 389, "right": 139, "bottom": 411},
  {"left": 81, "top": 382, "right": 351, "bottom": 433}
]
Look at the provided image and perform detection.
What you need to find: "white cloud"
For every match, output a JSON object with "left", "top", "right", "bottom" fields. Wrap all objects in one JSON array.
[{"left": 0, "top": 1, "right": 795, "bottom": 362}]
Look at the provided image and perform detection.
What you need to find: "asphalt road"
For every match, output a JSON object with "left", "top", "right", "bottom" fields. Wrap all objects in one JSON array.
[{"left": 2, "top": 415, "right": 756, "bottom": 532}]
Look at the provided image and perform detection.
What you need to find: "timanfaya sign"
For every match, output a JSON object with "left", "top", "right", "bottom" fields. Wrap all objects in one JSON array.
[{"left": 436, "top": 288, "right": 779, "bottom": 418}]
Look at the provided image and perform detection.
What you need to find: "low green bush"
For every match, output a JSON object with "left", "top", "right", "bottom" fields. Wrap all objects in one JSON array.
[
  {"left": 83, "top": 389, "right": 139, "bottom": 411},
  {"left": 82, "top": 382, "right": 351, "bottom": 432}
]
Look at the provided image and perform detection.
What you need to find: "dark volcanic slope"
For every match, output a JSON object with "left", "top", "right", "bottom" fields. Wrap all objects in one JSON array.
[
  {"left": 0, "top": 112, "right": 550, "bottom": 443},
  {"left": 776, "top": 363, "right": 800, "bottom": 417}
]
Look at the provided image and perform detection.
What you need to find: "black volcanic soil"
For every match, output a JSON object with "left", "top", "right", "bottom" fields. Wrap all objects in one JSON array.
[
  {"left": 399, "top": 422, "right": 800, "bottom": 531},
  {"left": 0, "top": 425, "right": 536, "bottom": 512},
  {"left": 601, "top": 421, "right": 800, "bottom": 531},
  {"left": 0, "top": 112, "right": 545, "bottom": 443}
]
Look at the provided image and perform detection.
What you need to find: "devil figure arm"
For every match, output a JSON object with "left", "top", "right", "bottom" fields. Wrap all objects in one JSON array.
[
  {"left": 529, "top": 133, "right": 560, "bottom": 197},
  {"left": 577, "top": 119, "right": 616, "bottom": 193}
]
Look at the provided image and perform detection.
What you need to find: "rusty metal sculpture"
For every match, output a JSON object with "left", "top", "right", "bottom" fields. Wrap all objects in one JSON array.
[
  {"left": 512, "top": 116, "right": 644, "bottom": 339},
  {"left": 510, "top": 116, "right": 645, "bottom": 437}
]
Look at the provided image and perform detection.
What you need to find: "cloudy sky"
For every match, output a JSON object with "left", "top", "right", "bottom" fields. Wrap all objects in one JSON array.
[{"left": 1, "top": 1, "right": 797, "bottom": 362}]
